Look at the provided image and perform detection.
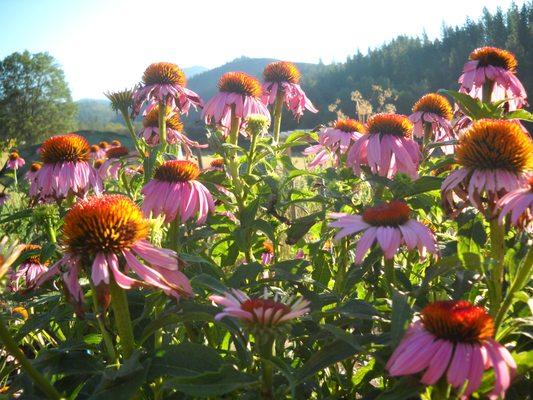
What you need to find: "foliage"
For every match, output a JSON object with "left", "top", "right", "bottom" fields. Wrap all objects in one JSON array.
[{"left": 0, "top": 51, "right": 77, "bottom": 144}]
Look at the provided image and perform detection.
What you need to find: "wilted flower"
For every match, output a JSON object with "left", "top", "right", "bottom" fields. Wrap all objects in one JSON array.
[
  {"left": 6, "top": 151, "right": 25, "bottom": 170},
  {"left": 133, "top": 62, "right": 203, "bottom": 115},
  {"left": 140, "top": 104, "right": 207, "bottom": 156},
  {"left": 202, "top": 72, "right": 270, "bottom": 134},
  {"left": 387, "top": 300, "right": 516, "bottom": 399},
  {"left": 210, "top": 289, "right": 310, "bottom": 327},
  {"left": 8, "top": 244, "right": 48, "bottom": 292},
  {"left": 346, "top": 114, "right": 421, "bottom": 179},
  {"left": 441, "top": 119, "right": 533, "bottom": 215},
  {"left": 34, "top": 195, "right": 192, "bottom": 304},
  {"left": 329, "top": 201, "right": 437, "bottom": 263},
  {"left": 409, "top": 93, "right": 455, "bottom": 154},
  {"left": 459, "top": 47, "right": 527, "bottom": 111},
  {"left": 28, "top": 134, "right": 102, "bottom": 203},
  {"left": 497, "top": 175, "right": 533, "bottom": 230},
  {"left": 304, "top": 119, "right": 365, "bottom": 168},
  {"left": 142, "top": 160, "right": 215, "bottom": 224},
  {"left": 261, "top": 61, "right": 318, "bottom": 119}
]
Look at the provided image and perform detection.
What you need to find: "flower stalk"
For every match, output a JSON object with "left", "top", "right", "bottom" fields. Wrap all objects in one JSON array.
[
  {"left": 272, "top": 91, "right": 284, "bottom": 144},
  {"left": 0, "top": 316, "right": 63, "bottom": 399},
  {"left": 489, "top": 218, "right": 506, "bottom": 314},
  {"left": 109, "top": 279, "right": 136, "bottom": 359}
]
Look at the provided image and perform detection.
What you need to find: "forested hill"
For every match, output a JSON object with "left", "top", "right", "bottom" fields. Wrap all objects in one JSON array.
[
  {"left": 288, "top": 1, "right": 532, "bottom": 132},
  {"left": 76, "top": 2, "right": 532, "bottom": 138}
]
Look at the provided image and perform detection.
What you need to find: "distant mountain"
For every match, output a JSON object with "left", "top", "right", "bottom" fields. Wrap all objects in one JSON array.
[
  {"left": 187, "top": 56, "right": 318, "bottom": 104},
  {"left": 183, "top": 65, "right": 208, "bottom": 78}
]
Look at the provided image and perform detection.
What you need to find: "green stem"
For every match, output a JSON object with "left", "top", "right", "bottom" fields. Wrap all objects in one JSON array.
[
  {"left": 168, "top": 218, "right": 180, "bottom": 252},
  {"left": 158, "top": 100, "right": 167, "bottom": 155},
  {"left": 120, "top": 110, "right": 144, "bottom": 156},
  {"left": 482, "top": 80, "right": 494, "bottom": 104},
  {"left": 109, "top": 279, "right": 135, "bottom": 359},
  {"left": 334, "top": 239, "right": 349, "bottom": 295},
  {"left": 384, "top": 258, "right": 396, "bottom": 293},
  {"left": 373, "top": 184, "right": 385, "bottom": 200},
  {"left": 422, "top": 122, "right": 432, "bottom": 150},
  {"left": 13, "top": 169, "right": 18, "bottom": 190},
  {"left": 495, "top": 245, "right": 533, "bottom": 329},
  {"left": 246, "top": 128, "right": 259, "bottom": 176},
  {"left": 489, "top": 218, "right": 505, "bottom": 315},
  {"left": 258, "top": 337, "right": 275, "bottom": 400},
  {"left": 272, "top": 91, "right": 284, "bottom": 144},
  {"left": 0, "top": 316, "right": 63, "bottom": 399},
  {"left": 45, "top": 216, "right": 57, "bottom": 244},
  {"left": 89, "top": 282, "right": 117, "bottom": 364}
]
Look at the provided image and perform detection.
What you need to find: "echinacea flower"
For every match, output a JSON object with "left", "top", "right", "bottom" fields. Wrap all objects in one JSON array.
[
  {"left": 202, "top": 72, "right": 270, "bottom": 133},
  {"left": 6, "top": 151, "right": 25, "bottom": 170},
  {"left": 34, "top": 195, "right": 192, "bottom": 304},
  {"left": 98, "top": 146, "right": 134, "bottom": 180},
  {"left": 329, "top": 201, "right": 437, "bottom": 263},
  {"left": 141, "top": 160, "right": 214, "bottom": 224},
  {"left": 261, "top": 61, "right": 317, "bottom": 119},
  {"left": 304, "top": 119, "right": 365, "bottom": 168},
  {"left": 459, "top": 47, "right": 527, "bottom": 111},
  {"left": 261, "top": 240, "right": 274, "bottom": 265},
  {"left": 90, "top": 144, "right": 106, "bottom": 160},
  {"left": 387, "top": 300, "right": 516, "bottom": 399},
  {"left": 133, "top": 62, "right": 203, "bottom": 115},
  {"left": 346, "top": 114, "right": 421, "bottom": 179},
  {"left": 29, "top": 134, "right": 102, "bottom": 204},
  {"left": 441, "top": 119, "right": 533, "bottom": 215},
  {"left": 497, "top": 175, "right": 533, "bottom": 230},
  {"left": 8, "top": 244, "right": 48, "bottom": 292},
  {"left": 210, "top": 289, "right": 310, "bottom": 327},
  {"left": 25, "top": 162, "right": 42, "bottom": 183},
  {"left": 206, "top": 158, "right": 225, "bottom": 172},
  {"left": 140, "top": 104, "right": 207, "bottom": 156},
  {"left": 409, "top": 93, "right": 455, "bottom": 154}
]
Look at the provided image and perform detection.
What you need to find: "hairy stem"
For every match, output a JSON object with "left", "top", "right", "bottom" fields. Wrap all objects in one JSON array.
[
  {"left": 89, "top": 282, "right": 117, "bottom": 364},
  {"left": 489, "top": 218, "right": 506, "bottom": 315},
  {"left": 272, "top": 91, "right": 284, "bottom": 144},
  {"left": 109, "top": 279, "right": 136, "bottom": 359}
]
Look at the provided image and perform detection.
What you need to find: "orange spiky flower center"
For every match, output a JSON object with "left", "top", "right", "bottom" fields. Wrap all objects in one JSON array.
[
  {"left": 142, "top": 62, "right": 186, "bottom": 86},
  {"left": 40, "top": 134, "right": 90, "bottom": 164},
  {"left": 422, "top": 300, "right": 494, "bottom": 343},
  {"left": 456, "top": 119, "right": 533, "bottom": 172},
  {"left": 366, "top": 114, "right": 413, "bottom": 138},
  {"left": 142, "top": 105, "right": 184, "bottom": 131},
  {"left": 470, "top": 46, "right": 517, "bottom": 72},
  {"left": 362, "top": 201, "right": 411, "bottom": 227},
  {"left": 333, "top": 119, "right": 366, "bottom": 133},
  {"left": 218, "top": 72, "right": 262, "bottom": 97},
  {"left": 9, "top": 152, "right": 20, "bottom": 161},
  {"left": 99, "top": 141, "right": 110, "bottom": 149},
  {"left": 412, "top": 93, "right": 453, "bottom": 120},
  {"left": 241, "top": 298, "right": 290, "bottom": 316},
  {"left": 263, "top": 240, "right": 274, "bottom": 254},
  {"left": 106, "top": 146, "right": 129, "bottom": 159},
  {"left": 263, "top": 61, "right": 301, "bottom": 84},
  {"left": 210, "top": 158, "right": 225, "bottom": 168},
  {"left": 63, "top": 195, "right": 149, "bottom": 255},
  {"left": 154, "top": 160, "right": 200, "bottom": 182},
  {"left": 94, "top": 159, "right": 105, "bottom": 168},
  {"left": 21, "top": 244, "right": 48, "bottom": 266},
  {"left": 90, "top": 145, "right": 100, "bottom": 154},
  {"left": 528, "top": 175, "right": 533, "bottom": 191},
  {"left": 29, "top": 162, "right": 42, "bottom": 172},
  {"left": 111, "top": 140, "right": 121, "bottom": 147}
]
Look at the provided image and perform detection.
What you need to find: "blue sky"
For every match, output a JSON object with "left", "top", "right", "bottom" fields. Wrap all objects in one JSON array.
[{"left": 0, "top": 0, "right": 525, "bottom": 100}]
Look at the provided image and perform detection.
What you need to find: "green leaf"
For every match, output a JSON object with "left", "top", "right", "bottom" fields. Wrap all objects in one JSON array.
[
  {"left": 404, "top": 176, "right": 444, "bottom": 196},
  {"left": 163, "top": 365, "right": 256, "bottom": 396},
  {"left": 376, "top": 376, "right": 423, "bottom": 399},
  {"left": 296, "top": 340, "right": 360, "bottom": 382},
  {"left": 438, "top": 89, "right": 487, "bottom": 119},
  {"left": 335, "top": 299, "right": 381, "bottom": 320},
  {"left": 505, "top": 109, "right": 533, "bottom": 122},
  {"left": 286, "top": 211, "right": 324, "bottom": 245},
  {"left": 148, "top": 343, "right": 223, "bottom": 380},
  {"left": 190, "top": 273, "right": 228, "bottom": 294},
  {"left": 0, "top": 208, "right": 33, "bottom": 224},
  {"left": 227, "top": 261, "right": 262, "bottom": 287},
  {"left": 390, "top": 291, "right": 412, "bottom": 347}
]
